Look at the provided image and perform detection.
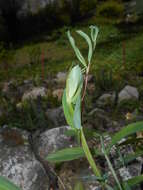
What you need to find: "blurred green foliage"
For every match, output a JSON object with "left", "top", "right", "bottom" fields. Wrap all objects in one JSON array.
[{"left": 97, "top": 0, "right": 124, "bottom": 19}]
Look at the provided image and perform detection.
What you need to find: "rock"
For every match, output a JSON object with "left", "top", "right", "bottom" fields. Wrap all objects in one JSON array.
[
  {"left": 118, "top": 85, "right": 139, "bottom": 103},
  {"left": 32, "top": 126, "right": 75, "bottom": 160},
  {"left": 52, "top": 89, "right": 64, "bottom": 101},
  {"left": 32, "top": 126, "right": 102, "bottom": 189},
  {"left": 105, "top": 134, "right": 142, "bottom": 190},
  {"left": 2, "top": 81, "right": 19, "bottom": 101},
  {"left": 22, "top": 87, "right": 47, "bottom": 101},
  {"left": 45, "top": 106, "right": 66, "bottom": 127},
  {"left": 55, "top": 72, "right": 67, "bottom": 84},
  {"left": 18, "top": 80, "right": 34, "bottom": 96},
  {"left": 96, "top": 93, "right": 115, "bottom": 107},
  {"left": 88, "top": 108, "right": 119, "bottom": 132},
  {"left": 0, "top": 127, "right": 49, "bottom": 190}
]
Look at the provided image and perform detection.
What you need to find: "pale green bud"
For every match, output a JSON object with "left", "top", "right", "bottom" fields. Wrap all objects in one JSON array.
[{"left": 66, "top": 65, "right": 83, "bottom": 103}]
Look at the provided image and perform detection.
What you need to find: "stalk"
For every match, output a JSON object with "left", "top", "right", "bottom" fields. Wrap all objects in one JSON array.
[
  {"left": 100, "top": 136, "right": 123, "bottom": 190},
  {"left": 81, "top": 128, "right": 101, "bottom": 178}
]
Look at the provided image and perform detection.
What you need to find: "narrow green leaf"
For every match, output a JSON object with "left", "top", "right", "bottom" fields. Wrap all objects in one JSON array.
[
  {"left": 76, "top": 30, "right": 93, "bottom": 64},
  {"left": 67, "top": 31, "right": 87, "bottom": 68},
  {"left": 46, "top": 147, "right": 85, "bottom": 163},
  {"left": 64, "top": 129, "right": 77, "bottom": 137},
  {"left": 107, "top": 121, "right": 143, "bottom": 152},
  {"left": 122, "top": 182, "right": 131, "bottom": 190},
  {"left": 125, "top": 175, "right": 143, "bottom": 187},
  {"left": 0, "top": 176, "right": 21, "bottom": 190},
  {"left": 123, "top": 150, "right": 143, "bottom": 164},
  {"left": 100, "top": 136, "right": 123, "bottom": 190},
  {"left": 90, "top": 26, "right": 99, "bottom": 50},
  {"left": 114, "top": 175, "right": 143, "bottom": 189},
  {"left": 62, "top": 90, "right": 74, "bottom": 128}
]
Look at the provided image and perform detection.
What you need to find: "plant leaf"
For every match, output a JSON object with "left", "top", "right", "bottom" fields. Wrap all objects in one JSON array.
[
  {"left": 90, "top": 25, "right": 99, "bottom": 50},
  {"left": 62, "top": 90, "right": 74, "bottom": 128},
  {"left": 76, "top": 30, "right": 93, "bottom": 64},
  {"left": 0, "top": 176, "right": 21, "bottom": 190},
  {"left": 114, "top": 175, "right": 143, "bottom": 190},
  {"left": 73, "top": 95, "right": 82, "bottom": 129},
  {"left": 123, "top": 150, "right": 143, "bottom": 164},
  {"left": 125, "top": 175, "right": 143, "bottom": 187},
  {"left": 67, "top": 31, "right": 87, "bottom": 68},
  {"left": 46, "top": 147, "right": 85, "bottom": 163},
  {"left": 64, "top": 129, "right": 77, "bottom": 137},
  {"left": 107, "top": 121, "right": 143, "bottom": 152},
  {"left": 122, "top": 182, "right": 132, "bottom": 190}
]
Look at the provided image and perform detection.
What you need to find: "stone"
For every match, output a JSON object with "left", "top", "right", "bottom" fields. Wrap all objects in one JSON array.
[
  {"left": 106, "top": 134, "right": 142, "bottom": 190},
  {"left": 45, "top": 106, "right": 66, "bottom": 127},
  {"left": 32, "top": 126, "right": 102, "bottom": 189},
  {"left": 22, "top": 87, "right": 47, "bottom": 101},
  {"left": 88, "top": 108, "right": 119, "bottom": 132},
  {"left": 32, "top": 126, "right": 75, "bottom": 160},
  {"left": 55, "top": 72, "right": 67, "bottom": 84},
  {"left": 118, "top": 85, "right": 139, "bottom": 103},
  {"left": 18, "top": 80, "right": 34, "bottom": 96},
  {"left": 52, "top": 89, "right": 64, "bottom": 101},
  {"left": 96, "top": 93, "right": 115, "bottom": 107},
  {"left": 0, "top": 127, "right": 49, "bottom": 190}
]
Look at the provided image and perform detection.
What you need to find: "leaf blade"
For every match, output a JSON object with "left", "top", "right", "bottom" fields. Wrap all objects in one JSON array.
[
  {"left": 0, "top": 176, "right": 21, "bottom": 190},
  {"left": 46, "top": 147, "right": 85, "bottom": 163},
  {"left": 107, "top": 121, "right": 143, "bottom": 152},
  {"left": 76, "top": 30, "right": 93, "bottom": 64}
]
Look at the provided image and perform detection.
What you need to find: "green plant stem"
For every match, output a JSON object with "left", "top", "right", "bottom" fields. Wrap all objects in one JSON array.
[
  {"left": 81, "top": 128, "right": 101, "bottom": 178},
  {"left": 82, "top": 64, "right": 90, "bottom": 102},
  {"left": 100, "top": 136, "right": 123, "bottom": 190},
  {"left": 77, "top": 130, "right": 81, "bottom": 145}
]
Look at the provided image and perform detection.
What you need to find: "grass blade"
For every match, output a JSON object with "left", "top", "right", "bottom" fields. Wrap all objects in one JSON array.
[
  {"left": 46, "top": 147, "right": 85, "bottom": 163},
  {"left": 0, "top": 176, "right": 21, "bottom": 190},
  {"left": 107, "top": 121, "right": 143, "bottom": 152}
]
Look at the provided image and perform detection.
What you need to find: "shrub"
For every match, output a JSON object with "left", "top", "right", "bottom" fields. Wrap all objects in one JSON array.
[{"left": 97, "top": 0, "right": 124, "bottom": 19}]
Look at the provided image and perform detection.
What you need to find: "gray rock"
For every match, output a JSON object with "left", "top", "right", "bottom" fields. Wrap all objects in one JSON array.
[
  {"left": 118, "top": 85, "right": 139, "bottom": 103},
  {"left": 0, "top": 127, "right": 49, "bottom": 190},
  {"left": 107, "top": 135, "right": 142, "bottom": 190},
  {"left": 32, "top": 126, "right": 102, "bottom": 189},
  {"left": 88, "top": 108, "right": 119, "bottom": 131},
  {"left": 32, "top": 126, "right": 75, "bottom": 160},
  {"left": 96, "top": 93, "right": 115, "bottom": 107},
  {"left": 45, "top": 106, "right": 66, "bottom": 127},
  {"left": 22, "top": 87, "right": 47, "bottom": 101},
  {"left": 55, "top": 72, "right": 67, "bottom": 84},
  {"left": 18, "top": 80, "right": 34, "bottom": 96}
]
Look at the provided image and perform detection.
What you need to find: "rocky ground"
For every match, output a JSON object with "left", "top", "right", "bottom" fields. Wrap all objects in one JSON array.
[{"left": 0, "top": 72, "right": 143, "bottom": 189}]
